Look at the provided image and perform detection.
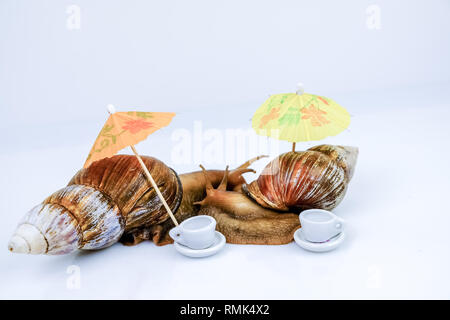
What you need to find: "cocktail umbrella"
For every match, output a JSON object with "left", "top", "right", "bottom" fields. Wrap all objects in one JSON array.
[
  {"left": 84, "top": 104, "right": 179, "bottom": 225},
  {"left": 252, "top": 84, "right": 350, "bottom": 151}
]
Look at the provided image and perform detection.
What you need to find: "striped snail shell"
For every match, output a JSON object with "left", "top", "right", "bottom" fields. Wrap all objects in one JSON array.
[
  {"left": 8, "top": 155, "right": 182, "bottom": 255},
  {"left": 243, "top": 145, "right": 358, "bottom": 212}
]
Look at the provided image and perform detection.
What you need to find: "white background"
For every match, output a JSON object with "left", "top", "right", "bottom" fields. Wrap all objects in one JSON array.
[{"left": 1, "top": 0, "right": 449, "bottom": 299}]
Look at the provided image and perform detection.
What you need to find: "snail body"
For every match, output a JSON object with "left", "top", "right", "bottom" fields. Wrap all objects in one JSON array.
[
  {"left": 8, "top": 155, "right": 182, "bottom": 255},
  {"left": 193, "top": 166, "right": 300, "bottom": 245}
]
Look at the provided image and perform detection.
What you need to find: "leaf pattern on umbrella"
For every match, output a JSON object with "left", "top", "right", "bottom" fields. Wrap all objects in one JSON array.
[
  {"left": 122, "top": 119, "right": 154, "bottom": 134},
  {"left": 136, "top": 112, "right": 154, "bottom": 119},
  {"left": 265, "top": 94, "right": 289, "bottom": 112},
  {"left": 259, "top": 107, "right": 280, "bottom": 128},
  {"left": 278, "top": 107, "right": 301, "bottom": 126},
  {"left": 94, "top": 124, "right": 119, "bottom": 153},
  {"left": 126, "top": 111, "right": 154, "bottom": 119},
  {"left": 317, "top": 96, "right": 329, "bottom": 105},
  {"left": 301, "top": 104, "right": 330, "bottom": 127}
]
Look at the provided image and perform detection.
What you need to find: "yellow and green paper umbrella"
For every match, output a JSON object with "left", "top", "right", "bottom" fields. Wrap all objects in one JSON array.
[{"left": 252, "top": 84, "right": 350, "bottom": 151}]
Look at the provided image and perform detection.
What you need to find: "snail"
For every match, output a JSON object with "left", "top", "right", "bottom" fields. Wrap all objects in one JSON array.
[
  {"left": 7, "top": 155, "right": 183, "bottom": 255},
  {"left": 8, "top": 144, "right": 358, "bottom": 254},
  {"left": 243, "top": 144, "right": 358, "bottom": 212},
  {"left": 134, "top": 144, "right": 358, "bottom": 246}
]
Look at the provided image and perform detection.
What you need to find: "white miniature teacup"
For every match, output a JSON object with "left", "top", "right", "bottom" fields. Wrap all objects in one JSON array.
[
  {"left": 169, "top": 215, "right": 217, "bottom": 250},
  {"left": 299, "top": 209, "right": 344, "bottom": 243}
]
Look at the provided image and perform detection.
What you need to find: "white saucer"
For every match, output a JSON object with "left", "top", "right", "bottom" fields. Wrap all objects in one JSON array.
[
  {"left": 173, "top": 231, "right": 226, "bottom": 258},
  {"left": 294, "top": 228, "right": 345, "bottom": 253}
]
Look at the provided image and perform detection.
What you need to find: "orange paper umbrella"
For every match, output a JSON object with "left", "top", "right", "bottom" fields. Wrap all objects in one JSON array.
[{"left": 84, "top": 105, "right": 179, "bottom": 225}]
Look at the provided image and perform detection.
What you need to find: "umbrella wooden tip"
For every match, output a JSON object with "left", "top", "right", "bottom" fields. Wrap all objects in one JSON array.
[
  {"left": 107, "top": 104, "right": 116, "bottom": 114},
  {"left": 296, "top": 83, "right": 304, "bottom": 95}
]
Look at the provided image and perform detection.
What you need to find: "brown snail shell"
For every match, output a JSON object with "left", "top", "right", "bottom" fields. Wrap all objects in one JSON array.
[
  {"left": 243, "top": 145, "right": 358, "bottom": 212},
  {"left": 8, "top": 155, "right": 182, "bottom": 255}
]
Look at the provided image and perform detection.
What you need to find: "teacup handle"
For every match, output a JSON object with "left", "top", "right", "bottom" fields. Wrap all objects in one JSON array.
[
  {"left": 169, "top": 226, "right": 188, "bottom": 246},
  {"left": 334, "top": 217, "right": 345, "bottom": 230}
]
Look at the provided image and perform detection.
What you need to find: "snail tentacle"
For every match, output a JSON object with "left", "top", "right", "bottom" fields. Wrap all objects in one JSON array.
[
  {"left": 217, "top": 166, "right": 229, "bottom": 191},
  {"left": 237, "top": 155, "right": 268, "bottom": 169}
]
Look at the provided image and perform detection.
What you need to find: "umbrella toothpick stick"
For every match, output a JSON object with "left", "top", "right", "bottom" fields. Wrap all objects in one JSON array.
[
  {"left": 292, "top": 142, "right": 296, "bottom": 152},
  {"left": 130, "top": 145, "right": 179, "bottom": 226}
]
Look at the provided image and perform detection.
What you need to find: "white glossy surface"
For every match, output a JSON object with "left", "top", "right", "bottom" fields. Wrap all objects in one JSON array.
[
  {"left": 294, "top": 229, "right": 346, "bottom": 253},
  {"left": 174, "top": 231, "right": 226, "bottom": 258}
]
